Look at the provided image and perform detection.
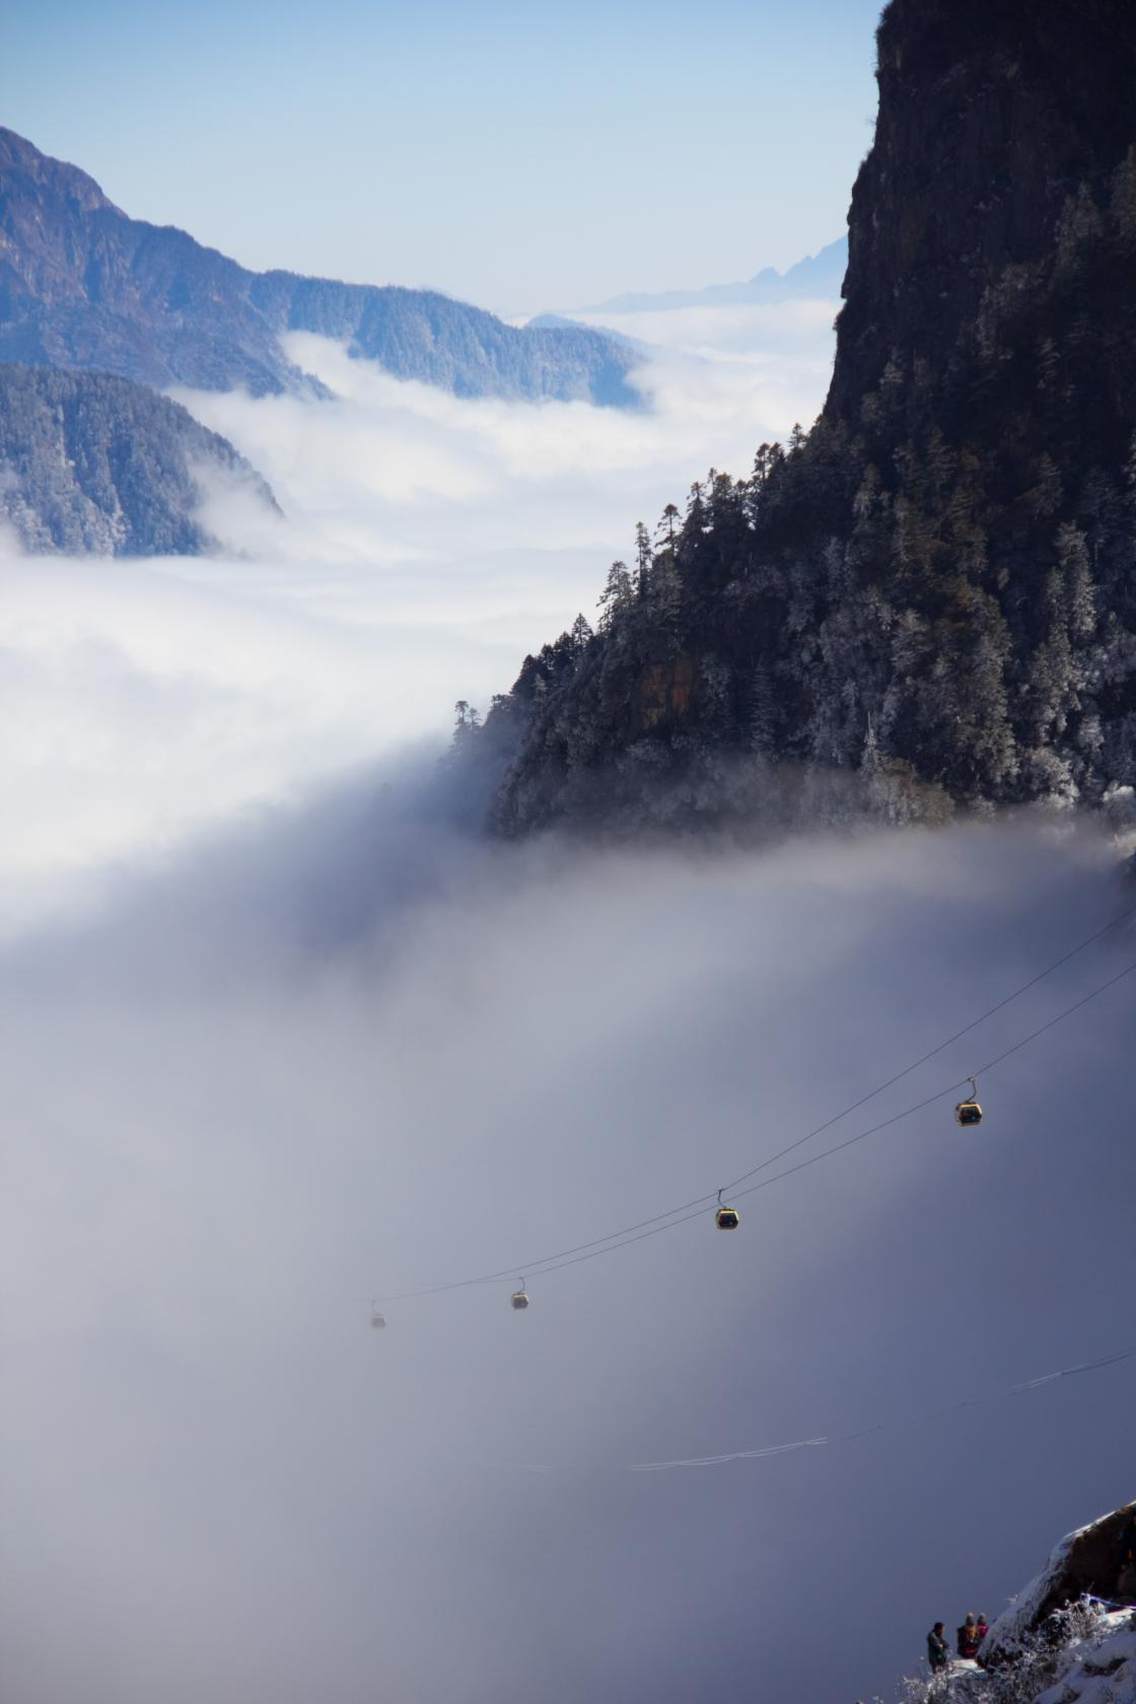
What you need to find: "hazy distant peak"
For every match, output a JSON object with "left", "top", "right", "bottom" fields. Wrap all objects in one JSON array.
[
  {"left": 750, "top": 237, "right": 847, "bottom": 288},
  {"left": 574, "top": 236, "right": 848, "bottom": 316}
]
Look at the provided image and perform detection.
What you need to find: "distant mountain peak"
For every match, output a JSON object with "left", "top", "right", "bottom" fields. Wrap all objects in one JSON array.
[
  {"left": 0, "top": 125, "right": 115, "bottom": 215},
  {"left": 0, "top": 127, "right": 639, "bottom": 407},
  {"left": 570, "top": 237, "right": 847, "bottom": 318}
]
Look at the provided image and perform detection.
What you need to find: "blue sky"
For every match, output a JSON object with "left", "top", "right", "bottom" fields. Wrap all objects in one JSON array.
[{"left": 3, "top": 0, "right": 882, "bottom": 312}]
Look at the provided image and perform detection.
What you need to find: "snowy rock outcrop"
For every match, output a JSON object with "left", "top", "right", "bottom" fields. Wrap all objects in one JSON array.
[
  {"left": 928, "top": 1611, "right": 1136, "bottom": 1704},
  {"left": 905, "top": 1501, "right": 1136, "bottom": 1704},
  {"left": 984, "top": 1502, "right": 1136, "bottom": 1666}
]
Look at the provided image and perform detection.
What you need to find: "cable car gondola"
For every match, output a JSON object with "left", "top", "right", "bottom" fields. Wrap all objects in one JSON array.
[
  {"left": 955, "top": 1077, "right": 983, "bottom": 1128},
  {"left": 510, "top": 1281, "right": 530, "bottom": 1311},
  {"left": 715, "top": 1189, "right": 741, "bottom": 1231},
  {"left": 370, "top": 1304, "right": 387, "bottom": 1329}
]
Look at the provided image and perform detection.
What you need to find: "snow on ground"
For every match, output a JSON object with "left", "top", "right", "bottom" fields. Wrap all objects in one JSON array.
[
  {"left": 1035, "top": 1617, "right": 1136, "bottom": 1703},
  {"left": 906, "top": 1608, "right": 1136, "bottom": 1703},
  {"left": 983, "top": 1524, "right": 1089, "bottom": 1661}
]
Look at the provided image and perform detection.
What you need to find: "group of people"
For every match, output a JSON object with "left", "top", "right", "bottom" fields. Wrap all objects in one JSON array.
[
  {"left": 926, "top": 1613, "right": 990, "bottom": 1671},
  {"left": 922, "top": 1508, "right": 1136, "bottom": 1680}
]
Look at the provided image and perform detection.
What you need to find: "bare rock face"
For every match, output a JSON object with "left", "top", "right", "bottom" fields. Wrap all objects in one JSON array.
[
  {"left": 476, "top": 0, "right": 1136, "bottom": 837},
  {"left": 829, "top": 0, "right": 1136, "bottom": 424}
]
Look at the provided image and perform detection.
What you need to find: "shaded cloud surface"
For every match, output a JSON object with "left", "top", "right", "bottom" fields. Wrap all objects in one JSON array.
[{"left": 2, "top": 799, "right": 1134, "bottom": 1704}]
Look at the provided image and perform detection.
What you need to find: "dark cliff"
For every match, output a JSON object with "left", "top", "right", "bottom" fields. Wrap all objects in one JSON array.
[
  {"left": 0, "top": 128, "right": 638, "bottom": 407},
  {"left": 0, "top": 364, "right": 278, "bottom": 555},
  {"left": 830, "top": 0, "right": 1135, "bottom": 421},
  {"left": 476, "top": 0, "right": 1136, "bottom": 836}
]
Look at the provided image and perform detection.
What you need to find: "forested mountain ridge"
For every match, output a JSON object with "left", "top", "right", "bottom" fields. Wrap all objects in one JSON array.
[
  {"left": 0, "top": 364, "right": 278, "bottom": 555},
  {"left": 0, "top": 128, "right": 637, "bottom": 406},
  {"left": 473, "top": 0, "right": 1136, "bottom": 836}
]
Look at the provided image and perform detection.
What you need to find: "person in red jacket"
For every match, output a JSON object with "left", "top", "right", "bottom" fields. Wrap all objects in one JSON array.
[{"left": 957, "top": 1614, "right": 981, "bottom": 1659}]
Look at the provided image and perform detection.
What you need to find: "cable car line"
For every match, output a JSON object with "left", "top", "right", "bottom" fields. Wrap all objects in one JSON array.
[
  {"left": 528, "top": 1080, "right": 964, "bottom": 1280},
  {"left": 513, "top": 1067, "right": 972, "bottom": 1282},
  {"left": 500, "top": 1341, "right": 1136, "bottom": 1475},
  {"left": 377, "top": 949, "right": 1136, "bottom": 1303},
  {"left": 371, "top": 1187, "right": 722, "bottom": 1302},
  {"left": 376, "top": 945, "right": 1136, "bottom": 1301},
  {"left": 715, "top": 888, "right": 1136, "bottom": 1197},
  {"left": 525, "top": 943, "right": 1136, "bottom": 1280},
  {"left": 372, "top": 906, "right": 1136, "bottom": 1306},
  {"left": 716, "top": 953, "right": 1136, "bottom": 1213},
  {"left": 625, "top": 1341, "right": 1136, "bottom": 1472},
  {"left": 489, "top": 943, "right": 1136, "bottom": 1288}
]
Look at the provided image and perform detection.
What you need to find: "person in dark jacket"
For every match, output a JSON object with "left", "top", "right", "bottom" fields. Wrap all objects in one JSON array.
[
  {"left": 957, "top": 1614, "right": 981, "bottom": 1659},
  {"left": 927, "top": 1623, "right": 950, "bottom": 1671},
  {"left": 1119, "top": 1535, "right": 1136, "bottom": 1602}
]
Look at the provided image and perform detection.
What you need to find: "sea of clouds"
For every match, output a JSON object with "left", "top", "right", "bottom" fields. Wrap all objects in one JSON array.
[
  {"left": 2, "top": 306, "right": 1134, "bottom": 1704},
  {"left": 0, "top": 304, "right": 834, "bottom": 932},
  {"left": 3, "top": 803, "right": 1134, "bottom": 1704}
]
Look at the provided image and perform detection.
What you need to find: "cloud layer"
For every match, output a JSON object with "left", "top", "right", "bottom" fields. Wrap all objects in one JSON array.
[
  {"left": 1, "top": 314, "right": 835, "bottom": 931},
  {"left": 5, "top": 323, "right": 1132, "bottom": 1704},
  {"left": 2, "top": 806, "right": 1134, "bottom": 1704}
]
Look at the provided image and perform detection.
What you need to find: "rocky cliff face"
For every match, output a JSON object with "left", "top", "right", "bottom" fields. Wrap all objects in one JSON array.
[
  {"left": 476, "top": 0, "right": 1136, "bottom": 837},
  {"left": 0, "top": 128, "right": 638, "bottom": 406},
  {"left": 0, "top": 364, "right": 277, "bottom": 555},
  {"left": 830, "top": 0, "right": 1134, "bottom": 422}
]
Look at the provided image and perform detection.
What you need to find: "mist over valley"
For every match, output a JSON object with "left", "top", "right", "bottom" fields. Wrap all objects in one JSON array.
[{"left": 2, "top": 2, "right": 1135, "bottom": 1701}]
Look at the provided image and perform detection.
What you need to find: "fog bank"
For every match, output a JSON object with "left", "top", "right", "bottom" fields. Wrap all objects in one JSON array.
[
  {"left": 3, "top": 309, "right": 1131, "bottom": 1704},
  {"left": 2, "top": 311, "right": 834, "bottom": 934},
  {"left": 2, "top": 806, "right": 1133, "bottom": 1704}
]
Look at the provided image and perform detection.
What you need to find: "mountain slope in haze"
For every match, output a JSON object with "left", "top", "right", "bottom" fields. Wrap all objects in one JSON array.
[
  {"left": 0, "top": 363, "right": 278, "bottom": 555},
  {"left": 0, "top": 128, "right": 638, "bottom": 407},
  {"left": 475, "top": 0, "right": 1136, "bottom": 837},
  {"left": 575, "top": 236, "right": 847, "bottom": 316}
]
